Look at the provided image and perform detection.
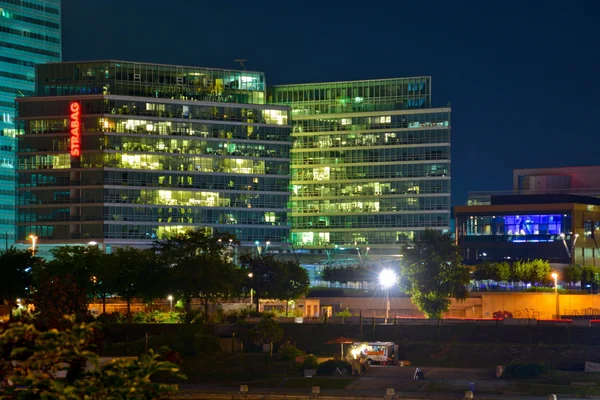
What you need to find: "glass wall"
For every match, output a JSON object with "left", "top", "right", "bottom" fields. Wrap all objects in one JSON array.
[
  {"left": 16, "top": 85, "right": 292, "bottom": 245},
  {"left": 457, "top": 213, "right": 572, "bottom": 242},
  {"left": 270, "top": 78, "right": 450, "bottom": 247},
  {"left": 36, "top": 61, "right": 265, "bottom": 104},
  {"left": 0, "top": 0, "right": 62, "bottom": 247}
]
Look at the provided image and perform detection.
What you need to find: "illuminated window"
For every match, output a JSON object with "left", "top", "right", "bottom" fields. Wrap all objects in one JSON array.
[
  {"left": 264, "top": 109, "right": 288, "bottom": 125},
  {"left": 265, "top": 212, "right": 276, "bottom": 223},
  {"left": 341, "top": 118, "right": 352, "bottom": 125}
]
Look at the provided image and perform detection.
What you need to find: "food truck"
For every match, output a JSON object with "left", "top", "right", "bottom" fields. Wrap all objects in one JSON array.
[{"left": 350, "top": 341, "right": 399, "bottom": 365}]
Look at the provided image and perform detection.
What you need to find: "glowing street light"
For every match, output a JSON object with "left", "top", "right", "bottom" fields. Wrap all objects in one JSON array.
[
  {"left": 167, "top": 295, "right": 173, "bottom": 312},
  {"left": 29, "top": 234, "right": 38, "bottom": 255},
  {"left": 551, "top": 272, "right": 559, "bottom": 318},
  {"left": 248, "top": 272, "right": 254, "bottom": 305},
  {"left": 379, "top": 268, "right": 398, "bottom": 323}
]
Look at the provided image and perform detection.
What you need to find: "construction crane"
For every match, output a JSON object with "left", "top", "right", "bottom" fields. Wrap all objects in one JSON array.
[{"left": 234, "top": 59, "right": 247, "bottom": 71}]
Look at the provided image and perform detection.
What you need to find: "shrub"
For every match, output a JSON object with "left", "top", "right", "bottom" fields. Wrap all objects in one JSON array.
[
  {"left": 96, "top": 312, "right": 126, "bottom": 324},
  {"left": 303, "top": 355, "right": 319, "bottom": 370},
  {"left": 316, "top": 360, "right": 352, "bottom": 376},
  {"left": 277, "top": 341, "right": 305, "bottom": 361},
  {"left": 502, "top": 362, "right": 551, "bottom": 378},
  {"left": 335, "top": 308, "right": 353, "bottom": 317}
]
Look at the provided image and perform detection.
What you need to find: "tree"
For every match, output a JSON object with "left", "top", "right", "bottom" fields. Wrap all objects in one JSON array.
[
  {"left": 0, "top": 248, "right": 38, "bottom": 321},
  {"left": 254, "top": 314, "right": 283, "bottom": 357},
  {"left": 581, "top": 265, "right": 600, "bottom": 292},
  {"left": 153, "top": 229, "right": 243, "bottom": 315},
  {"left": 239, "top": 253, "right": 310, "bottom": 313},
  {"left": 0, "top": 316, "right": 183, "bottom": 399},
  {"left": 278, "top": 259, "right": 310, "bottom": 314},
  {"left": 529, "top": 259, "right": 552, "bottom": 285},
  {"left": 402, "top": 229, "right": 470, "bottom": 319},
  {"left": 30, "top": 274, "right": 89, "bottom": 328},
  {"left": 108, "top": 247, "right": 161, "bottom": 318},
  {"left": 562, "top": 264, "right": 582, "bottom": 289}
]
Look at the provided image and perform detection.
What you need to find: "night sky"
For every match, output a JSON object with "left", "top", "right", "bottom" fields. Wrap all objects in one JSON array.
[{"left": 61, "top": 0, "right": 600, "bottom": 206}]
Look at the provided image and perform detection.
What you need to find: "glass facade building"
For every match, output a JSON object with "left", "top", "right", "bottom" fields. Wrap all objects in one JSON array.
[
  {"left": 455, "top": 194, "right": 600, "bottom": 266},
  {"left": 15, "top": 61, "right": 291, "bottom": 253},
  {"left": 268, "top": 78, "right": 451, "bottom": 254},
  {"left": 0, "top": 0, "right": 61, "bottom": 248}
]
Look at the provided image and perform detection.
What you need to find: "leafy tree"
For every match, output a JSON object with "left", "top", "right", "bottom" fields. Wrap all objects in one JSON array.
[
  {"left": 254, "top": 314, "right": 283, "bottom": 357},
  {"left": 47, "top": 246, "right": 105, "bottom": 295},
  {"left": 529, "top": 259, "right": 552, "bottom": 285},
  {"left": 30, "top": 274, "right": 89, "bottom": 328},
  {"left": 0, "top": 248, "right": 38, "bottom": 321},
  {"left": 89, "top": 252, "right": 119, "bottom": 315},
  {"left": 278, "top": 260, "right": 310, "bottom": 312},
  {"left": 402, "top": 229, "right": 470, "bottom": 319},
  {"left": 473, "top": 262, "right": 511, "bottom": 285},
  {"left": 562, "top": 264, "right": 582, "bottom": 288},
  {"left": 108, "top": 247, "right": 161, "bottom": 318},
  {"left": 0, "top": 316, "right": 183, "bottom": 399},
  {"left": 581, "top": 265, "right": 600, "bottom": 291},
  {"left": 153, "top": 229, "right": 243, "bottom": 315},
  {"left": 239, "top": 253, "right": 310, "bottom": 312}
]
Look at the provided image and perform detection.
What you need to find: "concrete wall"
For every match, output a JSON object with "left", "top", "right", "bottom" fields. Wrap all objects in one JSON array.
[{"left": 481, "top": 293, "right": 600, "bottom": 319}]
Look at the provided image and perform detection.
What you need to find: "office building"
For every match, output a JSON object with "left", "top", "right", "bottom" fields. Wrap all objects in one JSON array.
[
  {"left": 455, "top": 193, "right": 600, "bottom": 266},
  {"left": 0, "top": 0, "right": 62, "bottom": 249},
  {"left": 15, "top": 61, "right": 291, "bottom": 256},
  {"left": 268, "top": 77, "right": 451, "bottom": 264},
  {"left": 469, "top": 166, "right": 600, "bottom": 205}
]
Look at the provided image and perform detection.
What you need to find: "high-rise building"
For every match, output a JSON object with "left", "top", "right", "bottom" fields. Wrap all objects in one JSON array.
[
  {"left": 15, "top": 61, "right": 291, "bottom": 257},
  {"left": 269, "top": 78, "right": 451, "bottom": 264},
  {"left": 0, "top": 0, "right": 62, "bottom": 249}
]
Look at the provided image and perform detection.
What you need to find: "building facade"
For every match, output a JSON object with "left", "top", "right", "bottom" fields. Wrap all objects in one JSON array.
[
  {"left": 15, "top": 61, "right": 291, "bottom": 256},
  {"left": 455, "top": 194, "right": 600, "bottom": 266},
  {"left": 268, "top": 77, "right": 451, "bottom": 263},
  {"left": 469, "top": 166, "right": 600, "bottom": 206},
  {"left": 0, "top": 0, "right": 62, "bottom": 249}
]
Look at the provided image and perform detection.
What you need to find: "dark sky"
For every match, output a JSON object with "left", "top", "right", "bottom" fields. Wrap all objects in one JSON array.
[{"left": 61, "top": 0, "right": 600, "bottom": 206}]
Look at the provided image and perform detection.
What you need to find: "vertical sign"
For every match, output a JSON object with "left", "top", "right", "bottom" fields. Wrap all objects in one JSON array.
[{"left": 70, "top": 101, "right": 81, "bottom": 157}]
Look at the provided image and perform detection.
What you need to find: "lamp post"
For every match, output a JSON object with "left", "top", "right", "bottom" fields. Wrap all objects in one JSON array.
[
  {"left": 248, "top": 272, "right": 254, "bottom": 305},
  {"left": 379, "top": 268, "right": 397, "bottom": 324},
  {"left": 29, "top": 234, "right": 37, "bottom": 255},
  {"left": 167, "top": 295, "right": 173, "bottom": 312},
  {"left": 551, "top": 272, "right": 559, "bottom": 318}
]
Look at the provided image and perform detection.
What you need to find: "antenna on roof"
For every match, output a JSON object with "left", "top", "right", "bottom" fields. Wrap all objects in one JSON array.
[{"left": 234, "top": 59, "right": 247, "bottom": 71}]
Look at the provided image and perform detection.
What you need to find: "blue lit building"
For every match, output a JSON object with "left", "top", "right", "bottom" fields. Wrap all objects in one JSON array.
[
  {"left": 455, "top": 194, "right": 600, "bottom": 266},
  {"left": 0, "top": 0, "right": 62, "bottom": 249}
]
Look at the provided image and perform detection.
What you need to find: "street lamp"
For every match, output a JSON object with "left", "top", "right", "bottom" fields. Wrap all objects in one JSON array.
[
  {"left": 379, "top": 268, "right": 398, "bottom": 323},
  {"left": 551, "top": 272, "right": 559, "bottom": 318},
  {"left": 248, "top": 272, "right": 254, "bottom": 305},
  {"left": 167, "top": 295, "right": 173, "bottom": 312},
  {"left": 29, "top": 234, "right": 37, "bottom": 255}
]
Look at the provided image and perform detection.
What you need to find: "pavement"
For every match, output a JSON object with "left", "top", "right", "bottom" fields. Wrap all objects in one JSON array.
[{"left": 176, "top": 366, "right": 582, "bottom": 399}]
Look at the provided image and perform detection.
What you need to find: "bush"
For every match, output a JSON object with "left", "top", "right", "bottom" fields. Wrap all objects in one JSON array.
[
  {"left": 335, "top": 308, "right": 353, "bottom": 317},
  {"left": 316, "top": 360, "right": 351, "bottom": 376},
  {"left": 303, "top": 355, "right": 319, "bottom": 370},
  {"left": 502, "top": 362, "right": 551, "bottom": 379},
  {"left": 96, "top": 312, "right": 127, "bottom": 324},
  {"left": 277, "top": 341, "right": 305, "bottom": 361}
]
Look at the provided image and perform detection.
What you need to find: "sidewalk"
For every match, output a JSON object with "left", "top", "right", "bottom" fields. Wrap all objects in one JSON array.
[{"left": 176, "top": 383, "right": 578, "bottom": 400}]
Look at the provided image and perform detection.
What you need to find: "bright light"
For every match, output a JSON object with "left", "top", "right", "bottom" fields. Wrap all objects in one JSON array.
[
  {"left": 560, "top": 233, "right": 565, "bottom": 239},
  {"left": 379, "top": 269, "right": 397, "bottom": 289},
  {"left": 88, "top": 241, "right": 97, "bottom": 245},
  {"left": 248, "top": 272, "right": 253, "bottom": 278},
  {"left": 551, "top": 272, "right": 558, "bottom": 280},
  {"left": 167, "top": 295, "right": 173, "bottom": 301}
]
